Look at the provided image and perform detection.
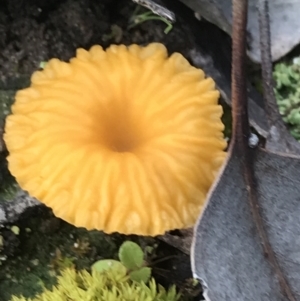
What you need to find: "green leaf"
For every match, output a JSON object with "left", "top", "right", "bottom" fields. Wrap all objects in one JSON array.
[
  {"left": 129, "top": 267, "right": 151, "bottom": 283},
  {"left": 118, "top": 241, "right": 144, "bottom": 270},
  {"left": 91, "top": 259, "right": 127, "bottom": 276}
]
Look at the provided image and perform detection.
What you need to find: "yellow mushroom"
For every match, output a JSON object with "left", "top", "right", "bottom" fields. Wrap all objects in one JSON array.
[{"left": 4, "top": 43, "right": 226, "bottom": 235}]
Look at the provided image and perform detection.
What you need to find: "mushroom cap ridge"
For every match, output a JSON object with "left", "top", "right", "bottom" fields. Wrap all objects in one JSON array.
[{"left": 4, "top": 43, "right": 227, "bottom": 235}]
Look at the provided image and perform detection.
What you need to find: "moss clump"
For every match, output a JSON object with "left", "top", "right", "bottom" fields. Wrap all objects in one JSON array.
[
  {"left": 273, "top": 57, "right": 300, "bottom": 140},
  {"left": 10, "top": 267, "right": 180, "bottom": 301}
]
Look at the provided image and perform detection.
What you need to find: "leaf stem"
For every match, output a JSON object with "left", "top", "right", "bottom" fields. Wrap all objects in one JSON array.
[{"left": 231, "top": 0, "right": 249, "bottom": 150}]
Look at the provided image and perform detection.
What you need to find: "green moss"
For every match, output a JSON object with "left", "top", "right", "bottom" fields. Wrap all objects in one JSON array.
[
  {"left": 273, "top": 57, "right": 300, "bottom": 140},
  {"left": 0, "top": 75, "right": 31, "bottom": 203},
  {"left": 10, "top": 267, "right": 180, "bottom": 301},
  {"left": 0, "top": 179, "right": 19, "bottom": 202},
  {"left": 0, "top": 211, "right": 121, "bottom": 301},
  {"left": 0, "top": 90, "right": 15, "bottom": 120},
  {"left": 0, "top": 153, "right": 18, "bottom": 203},
  {"left": 0, "top": 88, "right": 19, "bottom": 203}
]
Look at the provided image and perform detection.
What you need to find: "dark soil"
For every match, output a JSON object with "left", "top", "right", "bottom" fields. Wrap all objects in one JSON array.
[
  {"left": 0, "top": 204, "right": 199, "bottom": 301},
  {"left": 0, "top": 0, "right": 200, "bottom": 86}
]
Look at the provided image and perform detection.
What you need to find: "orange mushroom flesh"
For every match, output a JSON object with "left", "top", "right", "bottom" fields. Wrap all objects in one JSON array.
[{"left": 4, "top": 43, "right": 227, "bottom": 236}]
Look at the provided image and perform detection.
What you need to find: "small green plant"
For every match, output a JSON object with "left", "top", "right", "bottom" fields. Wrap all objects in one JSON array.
[
  {"left": 39, "top": 61, "right": 47, "bottom": 69},
  {"left": 11, "top": 241, "right": 181, "bottom": 301},
  {"left": 129, "top": 6, "right": 173, "bottom": 34},
  {"left": 50, "top": 248, "right": 76, "bottom": 270},
  {"left": 92, "top": 241, "right": 151, "bottom": 283},
  {"left": 273, "top": 57, "right": 300, "bottom": 140}
]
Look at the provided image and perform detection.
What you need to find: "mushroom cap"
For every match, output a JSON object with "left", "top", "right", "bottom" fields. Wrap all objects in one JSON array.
[{"left": 4, "top": 43, "right": 226, "bottom": 235}]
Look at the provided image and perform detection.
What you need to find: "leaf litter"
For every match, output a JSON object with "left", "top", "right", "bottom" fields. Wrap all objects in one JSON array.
[{"left": 191, "top": 0, "right": 300, "bottom": 300}]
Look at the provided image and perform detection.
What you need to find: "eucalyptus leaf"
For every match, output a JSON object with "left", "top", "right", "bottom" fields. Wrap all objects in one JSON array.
[
  {"left": 118, "top": 241, "right": 144, "bottom": 270},
  {"left": 191, "top": 0, "right": 300, "bottom": 299},
  {"left": 178, "top": 0, "right": 300, "bottom": 63},
  {"left": 192, "top": 146, "right": 300, "bottom": 300}
]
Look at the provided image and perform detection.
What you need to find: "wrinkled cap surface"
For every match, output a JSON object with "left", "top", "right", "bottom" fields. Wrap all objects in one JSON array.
[{"left": 4, "top": 43, "right": 226, "bottom": 235}]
